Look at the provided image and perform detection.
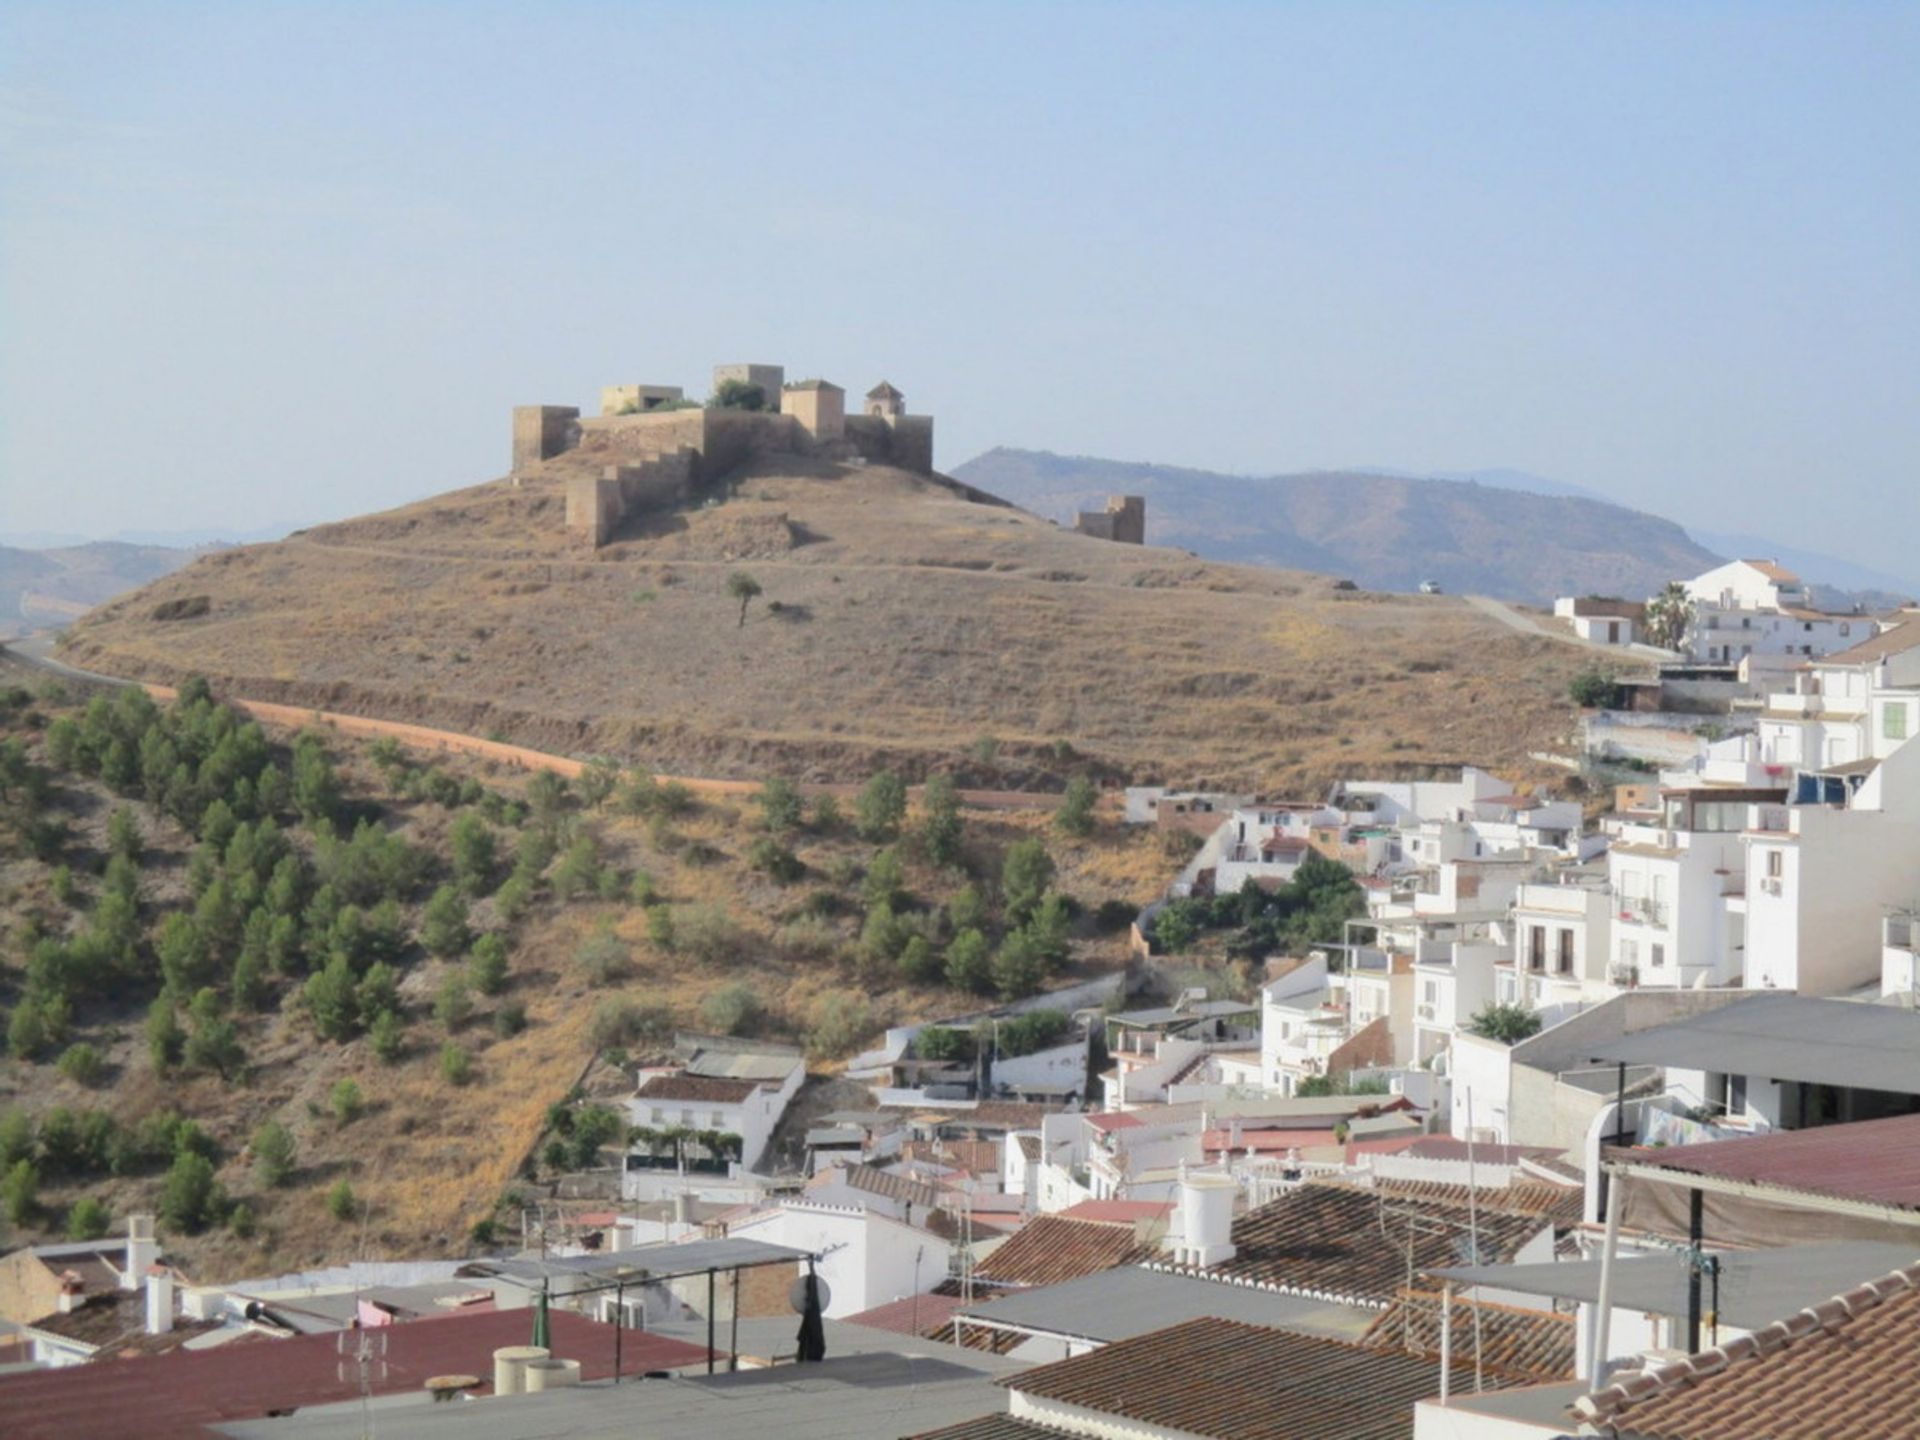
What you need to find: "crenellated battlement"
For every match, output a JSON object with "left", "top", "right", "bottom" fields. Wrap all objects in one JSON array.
[{"left": 512, "top": 362, "right": 937, "bottom": 548}]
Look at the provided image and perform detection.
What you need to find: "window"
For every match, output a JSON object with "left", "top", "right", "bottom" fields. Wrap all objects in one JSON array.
[
  {"left": 651, "top": 1107, "right": 665, "bottom": 1123},
  {"left": 1423, "top": 980, "right": 1438, "bottom": 1004},
  {"left": 1557, "top": 929, "right": 1575, "bottom": 975},
  {"left": 1841, "top": 623, "right": 1852, "bottom": 637},
  {"left": 1886, "top": 705, "right": 1910, "bottom": 742},
  {"left": 1650, "top": 943, "right": 1666, "bottom": 968},
  {"left": 1620, "top": 940, "right": 1639, "bottom": 967},
  {"left": 1528, "top": 926, "right": 1546, "bottom": 972},
  {"left": 1767, "top": 850, "right": 1784, "bottom": 879}
]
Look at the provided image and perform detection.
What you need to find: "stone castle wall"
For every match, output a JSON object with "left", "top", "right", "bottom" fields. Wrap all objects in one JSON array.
[
  {"left": 1075, "top": 494, "right": 1146, "bottom": 545},
  {"left": 518, "top": 381, "right": 937, "bottom": 549}
]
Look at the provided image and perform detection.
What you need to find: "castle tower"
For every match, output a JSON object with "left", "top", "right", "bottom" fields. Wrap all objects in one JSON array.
[
  {"left": 781, "top": 379, "right": 846, "bottom": 442},
  {"left": 864, "top": 381, "right": 905, "bottom": 418}
]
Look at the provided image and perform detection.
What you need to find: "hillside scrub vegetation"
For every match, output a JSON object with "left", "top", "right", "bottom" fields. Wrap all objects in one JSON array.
[{"left": 0, "top": 674, "right": 1164, "bottom": 1272}]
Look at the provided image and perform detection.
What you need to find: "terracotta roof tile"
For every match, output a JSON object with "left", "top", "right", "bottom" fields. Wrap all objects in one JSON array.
[
  {"left": 841, "top": 1289, "right": 969, "bottom": 1338},
  {"left": 1575, "top": 1261, "right": 1920, "bottom": 1439},
  {"left": 635, "top": 1071, "right": 761, "bottom": 1104},
  {"left": 1002, "top": 1316, "right": 1517, "bottom": 1440},
  {"left": 1155, "top": 1180, "right": 1562, "bottom": 1305},
  {"left": 905, "top": 1419, "right": 1059, "bottom": 1440},
  {"left": 973, "top": 1215, "right": 1156, "bottom": 1288},
  {"left": 901, "top": 1139, "right": 1004, "bottom": 1174},
  {"left": 1362, "top": 1288, "right": 1575, "bottom": 1383}
]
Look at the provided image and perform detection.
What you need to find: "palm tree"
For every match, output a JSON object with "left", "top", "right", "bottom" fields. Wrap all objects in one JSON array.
[{"left": 1644, "top": 581, "right": 1694, "bottom": 653}]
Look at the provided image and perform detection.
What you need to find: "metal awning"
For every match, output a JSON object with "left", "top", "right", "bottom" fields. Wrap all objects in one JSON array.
[
  {"left": 1432, "top": 1241, "right": 1920, "bottom": 1330},
  {"left": 1584, "top": 995, "right": 1920, "bottom": 1095},
  {"left": 478, "top": 1237, "right": 810, "bottom": 1285}
]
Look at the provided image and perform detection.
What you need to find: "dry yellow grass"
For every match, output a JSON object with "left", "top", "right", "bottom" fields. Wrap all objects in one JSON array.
[{"left": 64, "top": 457, "right": 1592, "bottom": 792}]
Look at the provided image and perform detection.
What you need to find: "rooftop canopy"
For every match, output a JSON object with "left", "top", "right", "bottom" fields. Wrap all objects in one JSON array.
[
  {"left": 1433, "top": 1241, "right": 1920, "bottom": 1331},
  {"left": 1583, "top": 995, "right": 1920, "bottom": 1096}
]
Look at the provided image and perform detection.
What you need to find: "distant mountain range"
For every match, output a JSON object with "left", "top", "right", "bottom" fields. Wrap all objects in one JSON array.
[
  {"left": 0, "top": 542, "right": 201, "bottom": 636},
  {"left": 952, "top": 450, "right": 1917, "bottom": 607},
  {"left": 952, "top": 450, "right": 1721, "bottom": 606}
]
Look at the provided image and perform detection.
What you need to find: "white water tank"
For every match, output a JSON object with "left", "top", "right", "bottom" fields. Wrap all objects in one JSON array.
[
  {"left": 492, "top": 1345, "right": 549, "bottom": 1395},
  {"left": 523, "top": 1358, "right": 581, "bottom": 1391},
  {"left": 1177, "top": 1173, "right": 1239, "bottom": 1267}
]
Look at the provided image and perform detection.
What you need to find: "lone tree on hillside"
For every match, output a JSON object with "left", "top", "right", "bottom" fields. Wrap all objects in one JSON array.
[
  {"left": 1643, "top": 581, "right": 1694, "bottom": 653},
  {"left": 727, "top": 572, "right": 763, "bottom": 628},
  {"left": 708, "top": 379, "right": 767, "bottom": 411}
]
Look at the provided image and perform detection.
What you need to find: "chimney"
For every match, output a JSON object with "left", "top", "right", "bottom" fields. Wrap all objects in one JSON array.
[
  {"left": 123, "top": 1214, "right": 158, "bottom": 1291},
  {"left": 56, "top": 1273, "right": 83, "bottom": 1314},
  {"left": 1177, "top": 1174, "right": 1238, "bottom": 1268},
  {"left": 672, "top": 1191, "right": 693, "bottom": 1226},
  {"left": 145, "top": 1267, "right": 175, "bottom": 1337}
]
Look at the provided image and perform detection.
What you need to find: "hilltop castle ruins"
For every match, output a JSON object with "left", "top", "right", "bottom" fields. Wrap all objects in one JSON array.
[{"left": 511, "top": 364, "right": 935, "bottom": 547}]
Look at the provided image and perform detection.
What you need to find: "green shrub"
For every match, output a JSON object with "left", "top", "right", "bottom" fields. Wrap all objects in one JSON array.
[
  {"left": 420, "top": 885, "right": 471, "bottom": 957},
  {"left": 368, "top": 1008, "right": 404, "bottom": 1064},
  {"left": 330, "top": 1078, "right": 364, "bottom": 1124},
  {"left": 700, "top": 983, "right": 762, "bottom": 1037},
  {"left": 997, "top": 1009, "right": 1070, "bottom": 1057},
  {"left": 493, "top": 1001, "right": 527, "bottom": 1038},
  {"left": 434, "top": 973, "right": 474, "bottom": 1032},
  {"left": 326, "top": 1178, "right": 359, "bottom": 1222},
  {"left": 757, "top": 777, "right": 805, "bottom": 834},
  {"left": 439, "top": 1042, "right": 472, "bottom": 1086},
  {"left": 157, "top": 1151, "right": 220, "bottom": 1232},
  {"left": 252, "top": 1121, "right": 296, "bottom": 1188},
  {"left": 677, "top": 903, "right": 738, "bottom": 965},
  {"left": 856, "top": 772, "right": 907, "bottom": 842},
  {"left": 944, "top": 928, "right": 993, "bottom": 993},
  {"left": 1002, "top": 839, "right": 1056, "bottom": 925},
  {"left": 1054, "top": 775, "right": 1098, "bottom": 838},
  {"left": 66, "top": 1194, "right": 111, "bottom": 1240},
  {"left": 805, "top": 994, "right": 871, "bottom": 1060},
  {"left": 469, "top": 932, "right": 510, "bottom": 996},
  {"left": 576, "top": 926, "right": 630, "bottom": 985},
  {"left": 2, "top": 1159, "right": 39, "bottom": 1225},
  {"left": 916, "top": 1026, "right": 977, "bottom": 1063},
  {"left": 56, "top": 1043, "right": 105, "bottom": 1088}
]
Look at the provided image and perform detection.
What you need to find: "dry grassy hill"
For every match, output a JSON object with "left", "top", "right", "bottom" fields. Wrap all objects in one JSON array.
[{"left": 61, "top": 450, "right": 1591, "bottom": 789}]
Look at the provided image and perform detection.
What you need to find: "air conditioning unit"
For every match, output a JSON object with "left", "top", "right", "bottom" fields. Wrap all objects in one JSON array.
[
  {"left": 1760, "top": 877, "right": 1783, "bottom": 897},
  {"left": 1416, "top": 1004, "right": 1436, "bottom": 1021}
]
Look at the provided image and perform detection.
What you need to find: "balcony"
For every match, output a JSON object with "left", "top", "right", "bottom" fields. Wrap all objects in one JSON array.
[{"left": 1617, "top": 897, "right": 1671, "bottom": 927}]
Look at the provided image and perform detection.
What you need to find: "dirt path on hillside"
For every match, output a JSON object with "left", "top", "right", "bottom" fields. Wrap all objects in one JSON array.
[{"left": 3, "top": 637, "right": 1064, "bottom": 812}]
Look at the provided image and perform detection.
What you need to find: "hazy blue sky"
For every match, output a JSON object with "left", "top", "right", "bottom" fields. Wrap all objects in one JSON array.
[{"left": 2, "top": 4, "right": 1915, "bottom": 573}]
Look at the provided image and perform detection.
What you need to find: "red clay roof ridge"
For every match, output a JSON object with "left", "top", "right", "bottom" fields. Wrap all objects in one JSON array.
[{"left": 1573, "top": 1260, "right": 1920, "bottom": 1425}]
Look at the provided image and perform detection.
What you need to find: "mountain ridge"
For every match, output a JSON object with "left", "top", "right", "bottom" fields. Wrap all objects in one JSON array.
[{"left": 951, "top": 448, "right": 1720, "bottom": 605}]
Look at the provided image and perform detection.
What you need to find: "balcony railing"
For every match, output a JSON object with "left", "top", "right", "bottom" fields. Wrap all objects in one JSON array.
[{"left": 1617, "top": 898, "right": 1671, "bottom": 926}]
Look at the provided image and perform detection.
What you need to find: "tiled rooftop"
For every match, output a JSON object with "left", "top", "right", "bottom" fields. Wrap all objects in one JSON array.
[
  {"left": 1575, "top": 1260, "right": 1920, "bottom": 1440},
  {"left": 973, "top": 1215, "right": 1156, "bottom": 1288},
  {"left": 1159, "top": 1180, "right": 1561, "bottom": 1305},
  {"left": 1003, "top": 1316, "right": 1515, "bottom": 1440},
  {"left": 1362, "top": 1288, "right": 1576, "bottom": 1383},
  {"left": 635, "top": 1071, "right": 762, "bottom": 1104}
]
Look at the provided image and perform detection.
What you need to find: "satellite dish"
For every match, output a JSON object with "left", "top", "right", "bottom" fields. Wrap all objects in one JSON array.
[{"left": 789, "top": 1274, "right": 831, "bottom": 1313}]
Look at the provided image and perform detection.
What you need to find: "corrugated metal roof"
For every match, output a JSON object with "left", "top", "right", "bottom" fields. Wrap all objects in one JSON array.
[
  {"left": 0, "top": 1308, "right": 711, "bottom": 1440},
  {"left": 955, "top": 1265, "right": 1375, "bottom": 1345},
  {"left": 1584, "top": 996, "right": 1920, "bottom": 1100},
  {"left": 1617, "top": 1111, "right": 1920, "bottom": 1210},
  {"left": 1434, "top": 1241, "right": 1920, "bottom": 1330}
]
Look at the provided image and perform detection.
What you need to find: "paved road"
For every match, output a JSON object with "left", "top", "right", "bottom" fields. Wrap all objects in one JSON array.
[{"left": 0, "top": 637, "right": 1064, "bottom": 812}]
